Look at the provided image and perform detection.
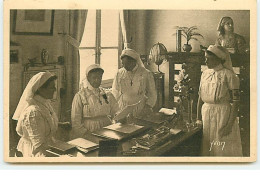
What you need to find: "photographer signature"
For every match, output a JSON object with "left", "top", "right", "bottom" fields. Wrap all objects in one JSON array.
[{"left": 209, "top": 140, "right": 225, "bottom": 151}]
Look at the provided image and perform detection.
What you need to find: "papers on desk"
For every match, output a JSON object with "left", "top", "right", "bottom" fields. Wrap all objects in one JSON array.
[
  {"left": 159, "top": 108, "right": 176, "bottom": 115},
  {"left": 92, "top": 129, "right": 126, "bottom": 140},
  {"left": 104, "top": 123, "right": 144, "bottom": 134},
  {"left": 169, "top": 128, "right": 182, "bottom": 135},
  {"left": 67, "top": 138, "right": 99, "bottom": 153},
  {"left": 92, "top": 123, "right": 146, "bottom": 141},
  {"left": 112, "top": 100, "right": 142, "bottom": 122}
]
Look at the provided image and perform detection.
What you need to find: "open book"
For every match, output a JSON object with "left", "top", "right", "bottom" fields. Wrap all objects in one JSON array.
[{"left": 112, "top": 100, "right": 142, "bottom": 122}]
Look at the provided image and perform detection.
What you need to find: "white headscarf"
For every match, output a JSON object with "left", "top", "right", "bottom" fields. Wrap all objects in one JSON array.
[
  {"left": 206, "top": 45, "right": 234, "bottom": 72},
  {"left": 13, "top": 71, "right": 55, "bottom": 120},
  {"left": 80, "top": 64, "right": 104, "bottom": 90},
  {"left": 120, "top": 48, "right": 145, "bottom": 67}
]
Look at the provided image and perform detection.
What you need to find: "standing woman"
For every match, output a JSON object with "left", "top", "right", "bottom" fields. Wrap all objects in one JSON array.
[
  {"left": 71, "top": 64, "right": 119, "bottom": 139},
  {"left": 196, "top": 45, "right": 242, "bottom": 156},
  {"left": 112, "top": 48, "right": 157, "bottom": 119},
  {"left": 13, "top": 72, "right": 58, "bottom": 157},
  {"left": 215, "top": 16, "right": 247, "bottom": 54}
]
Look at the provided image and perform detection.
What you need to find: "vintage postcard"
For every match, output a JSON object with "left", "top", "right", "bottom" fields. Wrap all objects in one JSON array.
[{"left": 3, "top": 0, "right": 257, "bottom": 163}]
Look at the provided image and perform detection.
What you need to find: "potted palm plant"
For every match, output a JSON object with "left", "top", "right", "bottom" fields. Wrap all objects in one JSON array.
[{"left": 173, "top": 26, "right": 204, "bottom": 52}]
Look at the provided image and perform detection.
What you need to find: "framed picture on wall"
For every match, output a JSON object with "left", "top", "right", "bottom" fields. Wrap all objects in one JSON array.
[{"left": 13, "top": 10, "right": 54, "bottom": 35}]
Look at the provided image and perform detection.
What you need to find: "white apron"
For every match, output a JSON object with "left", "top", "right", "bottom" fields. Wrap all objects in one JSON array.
[{"left": 199, "top": 67, "right": 242, "bottom": 156}]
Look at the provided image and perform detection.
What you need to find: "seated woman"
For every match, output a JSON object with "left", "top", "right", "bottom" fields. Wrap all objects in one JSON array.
[
  {"left": 13, "top": 71, "right": 58, "bottom": 157},
  {"left": 70, "top": 64, "right": 119, "bottom": 139},
  {"left": 215, "top": 16, "right": 247, "bottom": 54},
  {"left": 196, "top": 45, "right": 242, "bottom": 156}
]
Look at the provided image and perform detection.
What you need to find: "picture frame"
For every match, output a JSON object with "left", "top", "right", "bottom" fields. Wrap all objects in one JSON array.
[{"left": 13, "top": 10, "right": 54, "bottom": 36}]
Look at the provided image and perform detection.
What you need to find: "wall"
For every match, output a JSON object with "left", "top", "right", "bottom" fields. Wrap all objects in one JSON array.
[
  {"left": 9, "top": 10, "right": 67, "bottom": 117},
  {"left": 135, "top": 10, "right": 250, "bottom": 107},
  {"left": 10, "top": 10, "right": 66, "bottom": 64}
]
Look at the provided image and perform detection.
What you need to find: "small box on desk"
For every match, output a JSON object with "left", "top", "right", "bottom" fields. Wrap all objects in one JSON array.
[{"left": 98, "top": 139, "right": 119, "bottom": 156}]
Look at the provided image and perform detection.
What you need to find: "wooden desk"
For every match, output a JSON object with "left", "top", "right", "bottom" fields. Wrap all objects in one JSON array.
[{"left": 60, "top": 114, "right": 202, "bottom": 157}]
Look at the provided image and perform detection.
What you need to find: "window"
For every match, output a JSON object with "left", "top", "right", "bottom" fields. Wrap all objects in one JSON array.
[{"left": 79, "top": 10, "right": 121, "bottom": 83}]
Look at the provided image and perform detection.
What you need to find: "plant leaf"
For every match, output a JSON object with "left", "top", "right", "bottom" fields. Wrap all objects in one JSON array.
[
  {"left": 178, "top": 27, "right": 188, "bottom": 32},
  {"left": 181, "top": 33, "right": 187, "bottom": 39},
  {"left": 187, "top": 26, "right": 198, "bottom": 34},
  {"left": 190, "top": 37, "right": 203, "bottom": 44},
  {"left": 190, "top": 32, "right": 204, "bottom": 38}
]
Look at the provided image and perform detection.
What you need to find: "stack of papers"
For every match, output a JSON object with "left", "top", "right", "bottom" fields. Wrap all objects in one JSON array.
[
  {"left": 92, "top": 129, "right": 126, "bottom": 140},
  {"left": 104, "top": 123, "right": 144, "bottom": 134},
  {"left": 159, "top": 108, "right": 176, "bottom": 115},
  {"left": 67, "top": 138, "right": 99, "bottom": 152},
  {"left": 112, "top": 100, "right": 142, "bottom": 122}
]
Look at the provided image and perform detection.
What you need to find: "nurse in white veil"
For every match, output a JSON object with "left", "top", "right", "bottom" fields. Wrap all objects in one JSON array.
[{"left": 13, "top": 71, "right": 58, "bottom": 157}]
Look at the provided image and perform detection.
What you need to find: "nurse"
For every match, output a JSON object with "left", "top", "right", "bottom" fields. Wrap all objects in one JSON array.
[
  {"left": 112, "top": 48, "right": 157, "bottom": 119},
  {"left": 196, "top": 45, "right": 242, "bottom": 156},
  {"left": 70, "top": 64, "right": 119, "bottom": 139},
  {"left": 13, "top": 71, "right": 58, "bottom": 157}
]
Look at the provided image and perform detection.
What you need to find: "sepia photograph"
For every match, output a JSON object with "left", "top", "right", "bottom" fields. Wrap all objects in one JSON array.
[{"left": 3, "top": 0, "right": 257, "bottom": 163}]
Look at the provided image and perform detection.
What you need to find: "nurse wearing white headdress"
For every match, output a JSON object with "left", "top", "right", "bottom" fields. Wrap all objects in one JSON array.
[
  {"left": 70, "top": 64, "right": 119, "bottom": 139},
  {"left": 112, "top": 48, "right": 157, "bottom": 119},
  {"left": 196, "top": 45, "right": 242, "bottom": 156},
  {"left": 13, "top": 71, "right": 58, "bottom": 157}
]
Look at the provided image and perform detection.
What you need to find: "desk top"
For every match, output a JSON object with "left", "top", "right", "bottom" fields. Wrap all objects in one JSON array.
[{"left": 49, "top": 113, "right": 202, "bottom": 157}]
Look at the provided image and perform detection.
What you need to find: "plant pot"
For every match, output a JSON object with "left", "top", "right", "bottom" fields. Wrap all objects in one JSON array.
[{"left": 183, "top": 44, "right": 192, "bottom": 52}]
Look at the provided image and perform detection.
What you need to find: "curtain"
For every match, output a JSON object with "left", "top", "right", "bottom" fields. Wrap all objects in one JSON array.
[
  {"left": 64, "top": 10, "right": 87, "bottom": 118},
  {"left": 120, "top": 10, "right": 134, "bottom": 49}
]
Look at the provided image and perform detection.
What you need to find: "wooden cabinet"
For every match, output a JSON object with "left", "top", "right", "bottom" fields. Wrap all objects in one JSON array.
[
  {"left": 168, "top": 52, "right": 204, "bottom": 110},
  {"left": 230, "top": 53, "right": 250, "bottom": 156}
]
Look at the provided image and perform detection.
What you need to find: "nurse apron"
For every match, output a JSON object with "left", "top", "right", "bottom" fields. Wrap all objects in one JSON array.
[
  {"left": 199, "top": 67, "right": 242, "bottom": 156},
  {"left": 117, "top": 70, "right": 147, "bottom": 118},
  {"left": 79, "top": 88, "right": 112, "bottom": 132}
]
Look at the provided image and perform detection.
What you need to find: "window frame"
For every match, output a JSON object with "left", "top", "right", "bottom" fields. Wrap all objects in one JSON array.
[{"left": 79, "top": 10, "right": 123, "bottom": 87}]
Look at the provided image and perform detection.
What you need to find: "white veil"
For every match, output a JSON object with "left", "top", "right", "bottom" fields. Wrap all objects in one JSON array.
[
  {"left": 12, "top": 71, "right": 55, "bottom": 120},
  {"left": 120, "top": 48, "right": 145, "bottom": 68}
]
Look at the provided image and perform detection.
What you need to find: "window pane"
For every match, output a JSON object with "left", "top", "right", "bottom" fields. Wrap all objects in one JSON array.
[
  {"left": 100, "top": 49, "right": 118, "bottom": 80},
  {"left": 79, "top": 49, "right": 95, "bottom": 82},
  {"left": 80, "top": 10, "right": 96, "bottom": 47},
  {"left": 101, "top": 10, "right": 119, "bottom": 47}
]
